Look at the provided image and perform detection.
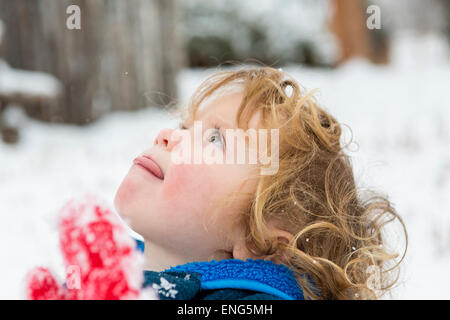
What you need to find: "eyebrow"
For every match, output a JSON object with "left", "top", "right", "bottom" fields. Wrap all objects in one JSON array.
[
  {"left": 207, "top": 114, "right": 235, "bottom": 129},
  {"left": 181, "top": 114, "right": 235, "bottom": 129},
  {"left": 179, "top": 116, "right": 194, "bottom": 129},
  {"left": 179, "top": 119, "right": 189, "bottom": 129}
]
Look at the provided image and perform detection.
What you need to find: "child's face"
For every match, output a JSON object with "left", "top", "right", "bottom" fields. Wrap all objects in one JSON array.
[{"left": 114, "top": 92, "right": 261, "bottom": 262}]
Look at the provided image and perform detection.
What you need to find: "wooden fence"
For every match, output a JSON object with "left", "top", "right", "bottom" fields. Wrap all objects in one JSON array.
[{"left": 0, "top": 0, "right": 184, "bottom": 124}]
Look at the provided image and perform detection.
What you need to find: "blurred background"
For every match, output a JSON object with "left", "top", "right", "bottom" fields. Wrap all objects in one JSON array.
[{"left": 0, "top": 0, "right": 449, "bottom": 299}]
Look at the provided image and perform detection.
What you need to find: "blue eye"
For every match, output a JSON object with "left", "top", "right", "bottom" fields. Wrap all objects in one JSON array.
[{"left": 208, "top": 129, "right": 224, "bottom": 148}]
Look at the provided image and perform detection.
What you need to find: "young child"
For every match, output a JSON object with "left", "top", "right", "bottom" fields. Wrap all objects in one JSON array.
[{"left": 114, "top": 66, "right": 407, "bottom": 300}]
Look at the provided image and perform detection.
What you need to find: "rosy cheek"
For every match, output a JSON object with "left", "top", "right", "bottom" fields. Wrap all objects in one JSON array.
[{"left": 162, "top": 163, "right": 216, "bottom": 201}]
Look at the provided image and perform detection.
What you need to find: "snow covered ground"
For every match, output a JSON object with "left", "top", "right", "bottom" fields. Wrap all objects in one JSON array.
[{"left": 0, "top": 33, "right": 449, "bottom": 299}]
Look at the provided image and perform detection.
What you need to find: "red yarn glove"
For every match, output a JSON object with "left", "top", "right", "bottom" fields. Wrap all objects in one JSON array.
[{"left": 25, "top": 194, "right": 144, "bottom": 300}]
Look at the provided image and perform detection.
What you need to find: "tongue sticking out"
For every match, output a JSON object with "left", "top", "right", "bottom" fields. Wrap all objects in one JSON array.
[{"left": 133, "top": 156, "right": 164, "bottom": 180}]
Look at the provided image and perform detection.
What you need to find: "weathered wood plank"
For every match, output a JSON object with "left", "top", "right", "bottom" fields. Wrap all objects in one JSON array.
[{"left": 0, "top": 0, "right": 183, "bottom": 124}]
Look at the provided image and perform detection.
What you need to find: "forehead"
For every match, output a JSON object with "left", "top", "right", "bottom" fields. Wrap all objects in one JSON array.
[
  {"left": 194, "top": 92, "right": 262, "bottom": 129},
  {"left": 196, "top": 92, "right": 242, "bottom": 126}
]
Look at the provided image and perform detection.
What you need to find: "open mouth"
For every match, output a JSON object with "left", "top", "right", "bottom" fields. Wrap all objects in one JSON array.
[{"left": 133, "top": 155, "right": 164, "bottom": 180}]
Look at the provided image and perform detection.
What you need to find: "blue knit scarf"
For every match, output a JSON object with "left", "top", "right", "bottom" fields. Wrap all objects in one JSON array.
[{"left": 166, "top": 258, "right": 305, "bottom": 300}]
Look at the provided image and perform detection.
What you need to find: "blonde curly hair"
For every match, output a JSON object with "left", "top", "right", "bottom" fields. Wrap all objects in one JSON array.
[{"left": 181, "top": 65, "right": 407, "bottom": 300}]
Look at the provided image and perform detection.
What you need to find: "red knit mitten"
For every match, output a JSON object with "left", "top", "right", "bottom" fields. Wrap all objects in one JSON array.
[{"left": 25, "top": 194, "right": 143, "bottom": 300}]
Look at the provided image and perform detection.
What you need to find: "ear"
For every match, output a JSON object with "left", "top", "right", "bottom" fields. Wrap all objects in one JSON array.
[
  {"left": 264, "top": 225, "right": 294, "bottom": 264},
  {"left": 266, "top": 219, "right": 294, "bottom": 246},
  {"left": 264, "top": 220, "right": 294, "bottom": 264},
  {"left": 232, "top": 238, "right": 261, "bottom": 261},
  {"left": 231, "top": 220, "right": 294, "bottom": 262}
]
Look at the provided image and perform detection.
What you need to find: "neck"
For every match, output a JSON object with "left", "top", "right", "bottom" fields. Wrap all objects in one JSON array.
[
  {"left": 143, "top": 240, "right": 188, "bottom": 272},
  {"left": 143, "top": 240, "right": 234, "bottom": 272}
]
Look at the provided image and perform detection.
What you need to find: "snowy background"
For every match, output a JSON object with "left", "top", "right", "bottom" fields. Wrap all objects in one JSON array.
[{"left": 0, "top": 32, "right": 449, "bottom": 299}]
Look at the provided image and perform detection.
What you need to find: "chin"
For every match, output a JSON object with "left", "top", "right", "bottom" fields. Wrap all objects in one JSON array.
[
  {"left": 114, "top": 179, "right": 155, "bottom": 234},
  {"left": 113, "top": 190, "right": 139, "bottom": 233},
  {"left": 113, "top": 176, "right": 137, "bottom": 219}
]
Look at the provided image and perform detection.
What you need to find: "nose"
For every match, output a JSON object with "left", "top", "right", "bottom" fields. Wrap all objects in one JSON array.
[{"left": 154, "top": 128, "right": 181, "bottom": 152}]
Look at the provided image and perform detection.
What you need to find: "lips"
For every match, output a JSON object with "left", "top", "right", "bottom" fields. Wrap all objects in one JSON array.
[{"left": 133, "top": 155, "right": 164, "bottom": 180}]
